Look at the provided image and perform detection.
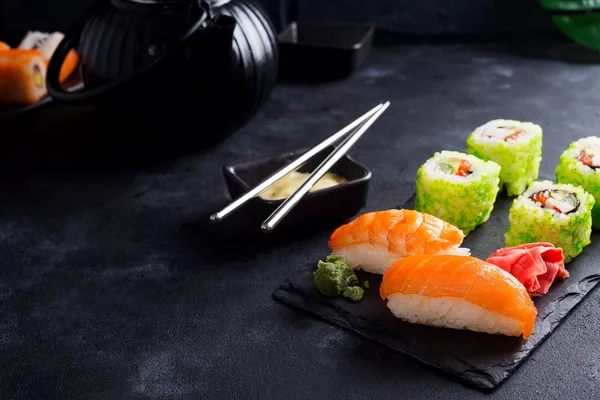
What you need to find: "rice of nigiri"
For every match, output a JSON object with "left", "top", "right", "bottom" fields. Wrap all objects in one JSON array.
[
  {"left": 329, "top": 209, "right": 470, "bottom": 275},
  {"left": 380, "top": 254, "right": 537, "bottom": 338}
]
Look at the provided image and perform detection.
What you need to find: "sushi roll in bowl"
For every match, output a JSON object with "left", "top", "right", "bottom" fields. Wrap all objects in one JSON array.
[
  {"left": 466, "top": 119, "right": 543, "bottom": 196},
  {"left": 415, "top": 150, "right": 501, "bottom": 234},
  {"left": 505, "top": 180, "right": 595, "bottom": 263},
  {"left": 0, "top": 49, "right": 48, "bottom": 105},
  {"left": 556, "top": 136, "right": 600, "bottom": 229}
]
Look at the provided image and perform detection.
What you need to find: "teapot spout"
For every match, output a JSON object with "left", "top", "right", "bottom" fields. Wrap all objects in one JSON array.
[
  {"left": 213, "top": 15, "right": 237, "bottom": 35},
  {"left": 187, "top": 14, "right": 236, "bottom": 64},
  {"left": 210, "top": 15, "right": 237, "bottom": 50}
]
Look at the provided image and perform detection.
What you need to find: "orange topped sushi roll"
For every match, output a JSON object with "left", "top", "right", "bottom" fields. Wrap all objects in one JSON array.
[
  {"left": 58, "top": 49, "right": 78, "bottom": 82},
  {"left": 0, "top": 31, "right": 80, "bottom": 105},
  {"left": 380, "top": 255, "right": 537, "bottom": 339},
  {"left": 0, "top": 49, "right": 48, "bottom": 104},
  {"left": 329, "top": 209, "right": 469, "bottom": 274},
  {"left": 18, "top": 31, "right": 79, "bottom": 82}
]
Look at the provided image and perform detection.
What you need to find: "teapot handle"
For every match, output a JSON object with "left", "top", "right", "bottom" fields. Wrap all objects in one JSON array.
[{"left": 46, "top": 4, "right": 209, "bottom": 105}]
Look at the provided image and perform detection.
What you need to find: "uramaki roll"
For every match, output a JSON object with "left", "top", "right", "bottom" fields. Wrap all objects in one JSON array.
[
  {"left": 415, "top": 150, "right": 501, "bottom": 234},
  {"left": 556, "top": 136, "right": 600, "bottom": 229},
  {"left": 467, "top": 119, "right": 543, "bottom": 196},
  {"left": 505, "top": 180, "right": 594, "bottom": 263},
  {"left": 0, "top": 49, "right": 48, "bottom": 105}
]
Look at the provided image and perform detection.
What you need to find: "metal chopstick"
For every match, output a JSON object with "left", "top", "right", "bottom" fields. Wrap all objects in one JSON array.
[
  {"left": 209, "top": 103, "right": 384, "bottom": 223},
  {"left": 261, "top": 101, "right": 390, "bottom": 233}
]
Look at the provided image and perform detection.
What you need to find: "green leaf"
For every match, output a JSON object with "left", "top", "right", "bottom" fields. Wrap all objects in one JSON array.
[
  {"left": 553, "top": 14, "right": 600, "bottom": 51},
  {"left": 541, "top": 0, "right": 600, "bottom": 10}
]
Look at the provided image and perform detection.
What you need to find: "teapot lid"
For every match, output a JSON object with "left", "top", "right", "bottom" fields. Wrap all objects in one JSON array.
[
  {"left": 126, "top": 0, "right": 192, "bottom": 4},
  {"left": 123, "top": 0, "right": 231, "bottom": 5},
  {"left": 113, "top": 0, "right": 231, "bottom": 11},
  {"left": 204, "top": 0, "right": 231, "bottom": 7},
  {"left": 111, "top": 0, "right": 200, "bottom": 11}
]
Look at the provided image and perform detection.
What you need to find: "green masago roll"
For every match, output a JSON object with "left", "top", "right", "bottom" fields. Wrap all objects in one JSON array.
[
  {"left": 415, "top": 150, "right": 501, "bottom": 234},
  {"left": 466, "top": 119, "right": 543, "bottom": 196},
  {"left": 505, "top": 180, "right": 595, "bottom": 263},
  {"left": 556, "top": 136, "right": 600, "bottom": 229}
]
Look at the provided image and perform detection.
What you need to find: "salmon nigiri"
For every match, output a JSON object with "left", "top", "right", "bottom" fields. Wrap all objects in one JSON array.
[
  {"left": 380, "top": 255, "right": 537, "bottom": 339},
  {"left": 329, "top": 209, "right": 469, "bottom": 274}
]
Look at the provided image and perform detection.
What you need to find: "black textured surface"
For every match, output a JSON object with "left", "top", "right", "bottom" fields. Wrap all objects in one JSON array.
[
  {"left": 273, "top": 192, "right": 600, "bottom": 391},
  {"left": 3, "top": 42, "right": 600, "bottom": 399}
]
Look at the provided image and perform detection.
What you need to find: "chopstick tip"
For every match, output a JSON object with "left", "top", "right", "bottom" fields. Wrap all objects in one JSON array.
[
  {"left": 261, "top": 222, "right": 274, "bottom": 233},
  {"left": 209, "top": 213, "right": 222, "bottom": 223}
]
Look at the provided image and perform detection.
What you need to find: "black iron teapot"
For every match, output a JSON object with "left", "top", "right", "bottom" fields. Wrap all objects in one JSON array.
[{"left": 47, "top": 0, "right": 278, "bottom": 137}]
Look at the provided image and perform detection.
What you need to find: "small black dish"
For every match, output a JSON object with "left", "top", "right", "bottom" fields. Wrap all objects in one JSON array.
[
  {"left": 221, "top": 146, "right": 371, "bottom": 234},
  {"left": 0, "top": 96, "right": 53, "bottom": 122},
  {"left": 277, "top": 20, "right": 374, "bottom": 81},
  {"left": 0, "top": 81, "right": 83, "bottom": 123}
]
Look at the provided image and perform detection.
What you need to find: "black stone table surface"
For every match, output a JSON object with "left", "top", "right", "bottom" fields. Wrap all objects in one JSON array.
[{"left": 2, "top": 39, "right": 600, "bottom": 399}]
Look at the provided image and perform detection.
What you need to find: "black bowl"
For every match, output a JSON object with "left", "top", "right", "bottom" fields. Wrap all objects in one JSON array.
[
  {"left": 222, "top": 146, "right": 371, "bottom": 234},
  {"left": 277, "top": 20, "right": 375, "bottom": 81}
]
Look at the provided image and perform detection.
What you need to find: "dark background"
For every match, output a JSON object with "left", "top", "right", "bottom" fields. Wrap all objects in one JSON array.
[
  {"left": 2, "top": 0, "right": 600, "bottom": 399},
  {"left": 0, "top": 0, "right": 555, "bottom": 44}
]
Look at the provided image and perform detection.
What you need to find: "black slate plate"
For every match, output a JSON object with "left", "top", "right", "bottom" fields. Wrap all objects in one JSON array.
[{"left": 273, "top": 193, "right": 600, "bottom": 391}]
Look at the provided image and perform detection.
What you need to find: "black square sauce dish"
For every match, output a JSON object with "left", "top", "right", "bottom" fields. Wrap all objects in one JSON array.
[
  {"left": 277, "top": 21, "right": 375, "bottom": 81},
  {"left": 222, "top": 146, "right": 371, "bottom": 234}
]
